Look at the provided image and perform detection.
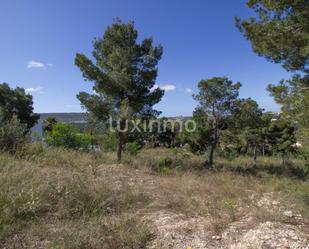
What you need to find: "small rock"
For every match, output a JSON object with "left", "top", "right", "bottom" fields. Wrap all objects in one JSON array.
[
  {"left": 283, "top": 211, "right": 293, "bottom": 217},
  {"left": 272, "top": 201, "right": 280, "bottom": 205}
]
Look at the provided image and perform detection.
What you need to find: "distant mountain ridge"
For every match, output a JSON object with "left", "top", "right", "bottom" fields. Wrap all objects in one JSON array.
[
  {"left": 36, "top": 113, "right": 192, "bottom": 123},
  {"left": 38, "top": 113, "right": 88, "bottom": 123},
  {"left": 31, "top": 113, "right": 192, "bottom": 137},
  {"left": 31, "top": 113, "right": 88, "bottom": 137}
]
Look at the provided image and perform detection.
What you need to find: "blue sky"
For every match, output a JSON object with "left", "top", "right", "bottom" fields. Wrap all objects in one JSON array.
[{"left": 0, "top": 0, "right": 290, "bottom": 116}]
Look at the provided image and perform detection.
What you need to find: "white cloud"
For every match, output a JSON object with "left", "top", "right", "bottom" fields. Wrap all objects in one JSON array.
[
  {"left": 27, "top": 60, "right": 45, "bottom": 69},
  {"left": 185, "top": 88, "right": 193, "bottom": 93},
  {"left": 25, "top": 86, "right": 44, "bottom": 94},
  {"left": 162, "top": 84, "right": 177, "bottom": 91},
  {"left": 27, "top": 60, "right": 53, "bottom": 69},
  {"left": 152, "top": 84, "right": 177, "bottom": 92}
]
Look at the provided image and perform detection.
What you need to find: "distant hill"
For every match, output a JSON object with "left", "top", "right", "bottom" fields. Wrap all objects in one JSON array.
[
  {"left": 38, "top": 113, "right": 88, "bottom": 123},
  {"left": 31, "top": 113, "right": 193, "bottom": 137},
  {"left": 31, "top": 113, "right": 88, "bottom": 137}
]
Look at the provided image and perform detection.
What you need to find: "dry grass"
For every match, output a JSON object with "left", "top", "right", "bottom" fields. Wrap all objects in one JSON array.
[
  {"left": 8, "top": 215, "right": 152, "bottom": 249},
  {"left": 0, "top": 146, "right": 308, "bottom": 248},
  {"left": 123, "top": 148, "right": 308, "bottom": 179},
  {"left": 123, "top": 148, "right": 309, "bottom": 231},
  {"left": 216, "top": 156, "right": 308, "bottom": 180},
  {"left": 0, "top": 149, "right": 150, "bottom": 248}
]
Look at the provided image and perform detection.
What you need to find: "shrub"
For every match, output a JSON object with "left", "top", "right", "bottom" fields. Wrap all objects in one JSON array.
[
  {"left": 46, "top": 123, "right": 91, "bottom": 150},
  {"left": 216, "top": 148, "right": 238, "bottom": 161},
  {"left": 126, "top": 141, "right": 141, "bottom": 156},
  {"left": 298, "top": 146, "right": 309, "bottom": 161},
  {"left": 100, "top": 131, "right": 117, "bottom": 152},
  {"left": 0, "top": 116, "right": 29, "bottom": 153}
]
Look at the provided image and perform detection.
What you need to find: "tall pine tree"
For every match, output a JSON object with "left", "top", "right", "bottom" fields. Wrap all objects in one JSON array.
[{"left": 75, "top": 19, "right": 164, "bottom": 161}]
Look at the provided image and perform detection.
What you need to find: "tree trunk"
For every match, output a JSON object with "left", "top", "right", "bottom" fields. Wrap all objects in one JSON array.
[
  {"left": 117, "top": 132, "right": 124, "bottom": 162},
  {"left": 209, "top": 142, "right": 216, "bottom": 167},
  {"left": 253, "top": 146, "right": 257, "bottom": 162},
  {"left": 90, "top": 128, "right": 94, "bottom": 150},
  {"left": 116, "top": 119, "right": 127, "bottom": 163},
  {"left": 282, "top": 153, "right": 287, "bottom": 166},
  {"left": 209, "top": 112, "right": 218, "bottom": 168}
]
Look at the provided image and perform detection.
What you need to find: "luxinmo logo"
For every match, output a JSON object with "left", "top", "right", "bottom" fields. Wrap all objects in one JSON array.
[{"left": 108, "top": 117, "right": 197, "bottom": 133}]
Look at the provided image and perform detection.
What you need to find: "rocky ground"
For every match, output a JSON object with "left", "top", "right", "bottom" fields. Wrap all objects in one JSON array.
[
  {"left": 146, "top": 212, "right": 309, "bottom": 248},
  {"left": 98, "top": 164, "right": 309, "bottom": 249}
]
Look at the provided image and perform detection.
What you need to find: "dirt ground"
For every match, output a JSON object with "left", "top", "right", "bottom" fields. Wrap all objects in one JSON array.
[{"left": 97, "top": 163, "right": 309, "bottom": 249}]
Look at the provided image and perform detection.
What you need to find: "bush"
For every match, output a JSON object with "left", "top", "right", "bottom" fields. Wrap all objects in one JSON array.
[
  {"left": 100, "top": 131, "right": 117, "bottom": 151},
  {"left": 298, "top": 146, "right": 309, "bottom": 161},
  {"left": 126, "top": 141, "right": 141, "bottom": 156},
  {"left": 0, "top": 116, "right": 29, "bottom": 153},
  {"left": 46, "top": 123, "right": 91, "bottom": 150},
  {"left": 216, "top": 148, "right": 238, "bottom": 161}
]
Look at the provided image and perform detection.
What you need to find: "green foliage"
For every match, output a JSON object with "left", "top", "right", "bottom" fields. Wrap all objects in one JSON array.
[
  {"left": 224, "top": 99, "right": 265, "bottom": 160},
  {"left": 194, "top": 77, "right": 241, "bottom": 117},
  {"left": 297, "top": 128, "right": 309, "bottom": 161},
  {"left": 100, "top": 131, "right": 118, "bottom": 152},
  {"left": 223, "top": 105, "right": 298, "bottom": 161},
  {"left": 194, "top": 77, "right": 241, "bottom": 166},
  {"left": 238, "top": 1, "right": 309, "bottom": 156},
  {"left": 267, "top": 119, "right": 297, "bottom": 157},
  {"left": 43, "top": 116, "right": 57, "bottom": 133},
  {"left": 0, "top": 115, "right": 29, "bottom": 153},
  {"left": 236, "top": 0, "right": 309, "bottom": 73},
  {"left": 179, "top": 108, "right": 212, "bottom": 153},
  {"left": 75, "top": 19, "right": 164, "bottom": 161},
  {"left": 0, "top": 83, "right": 39, "bottom": 130},
  {"left": 146, "top": 117, "right": 181, "bottom": 148},
  {"left": 268, "top": 75, "right": 309, "bottom": 129},
  {"left": 231, "top": 98, "right": 263, "bottom": 130},
  {"left": 126, "top": 141, "right": 141, "bottom": 156},
  {"left": 46, "top": 123, "right": 91, "bottom": 150}
]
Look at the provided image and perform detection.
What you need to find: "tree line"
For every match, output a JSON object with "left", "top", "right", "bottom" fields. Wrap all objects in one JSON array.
[{"left": 0, "top": 0, "right": 308, "bottom": 167}]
